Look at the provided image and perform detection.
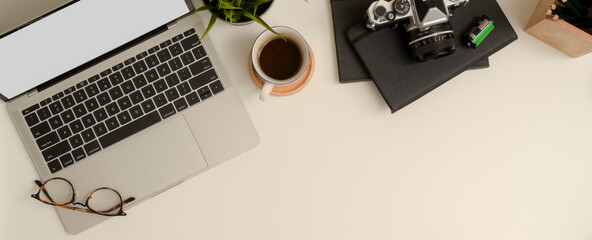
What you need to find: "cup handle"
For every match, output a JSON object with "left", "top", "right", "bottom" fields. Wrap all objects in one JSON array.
[{"left": 260, "top": 82, "right": 274, "bottom": 101}]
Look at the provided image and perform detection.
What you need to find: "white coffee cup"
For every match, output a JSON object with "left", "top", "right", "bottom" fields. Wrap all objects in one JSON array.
[{"left": 250, "top": 26, "right": 310, "bottom": 101}]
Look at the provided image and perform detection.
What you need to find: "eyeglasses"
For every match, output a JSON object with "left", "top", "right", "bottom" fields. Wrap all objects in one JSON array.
[{"left": 31, "top": 177, "right": 135, "bottom": 216}]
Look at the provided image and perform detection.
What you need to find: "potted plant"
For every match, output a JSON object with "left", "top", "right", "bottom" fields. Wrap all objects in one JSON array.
[{"left": 195, "top": 0, "right": 281, "bottom": 38}]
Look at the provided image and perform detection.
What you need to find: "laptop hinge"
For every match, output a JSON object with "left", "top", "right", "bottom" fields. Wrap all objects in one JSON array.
[
  {"left": 26, "top": 89, "right": 38, "bottom": 97},
  {"left": 167, "top": 21, "right": 179, "bottom": 30}
]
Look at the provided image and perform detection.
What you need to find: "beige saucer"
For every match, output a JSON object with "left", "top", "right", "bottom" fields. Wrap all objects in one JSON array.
[{"left": 250, "top": 45, "right": 315, "bottom": 96}]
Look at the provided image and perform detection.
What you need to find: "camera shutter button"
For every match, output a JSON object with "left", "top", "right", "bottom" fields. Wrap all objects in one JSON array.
[
  {"left": 387, "top": 12, "right": 396, "bottom": 20},
  {"left": 375, "top": 6, "right": 387, "bottom": 17}
]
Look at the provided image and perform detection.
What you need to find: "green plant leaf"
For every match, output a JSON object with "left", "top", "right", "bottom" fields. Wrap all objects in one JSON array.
[
  {"left": 243, "top": 12, "right": 285, "bottom": 40},
  {"left": 200, "top": 12, "right": 219, "bottom": 40},
  {"left": 217, "top": 1, "right": 242, "bottom": 10}
]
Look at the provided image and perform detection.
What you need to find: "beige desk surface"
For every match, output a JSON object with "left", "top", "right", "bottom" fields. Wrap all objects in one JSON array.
[{"left": 2, "top": 0, "right": 592, "bottom": 239}]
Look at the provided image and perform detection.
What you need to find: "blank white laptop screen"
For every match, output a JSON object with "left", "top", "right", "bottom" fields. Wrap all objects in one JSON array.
[{"left": 0, "top": 0, "right": 189, "bottom": 99}]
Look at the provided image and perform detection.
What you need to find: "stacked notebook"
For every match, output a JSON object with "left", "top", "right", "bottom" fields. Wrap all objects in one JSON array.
[{"left": 331, "top": 0, "right": 517, "bottom": 112}]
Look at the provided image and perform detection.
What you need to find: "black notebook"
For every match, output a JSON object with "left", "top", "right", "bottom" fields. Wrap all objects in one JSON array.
[
  {"left": 346, "top": 0, "right": 517, "bottom": 112},
  {"left": 330, "top": 0, "right": 489, "bottom": 83}
]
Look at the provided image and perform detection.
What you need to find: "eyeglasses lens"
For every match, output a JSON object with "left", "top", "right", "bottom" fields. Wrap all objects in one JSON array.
[
  {"left": 40, "top": 179, "right": 73, "bottom": 205},
  {"left": 87, "top": 189, "right": 122, "bottom": 214}
]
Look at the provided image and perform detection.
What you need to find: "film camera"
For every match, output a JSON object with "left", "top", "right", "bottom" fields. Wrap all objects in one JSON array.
[{"left": 366, "top": 0, "right": 469, "bottom": 61}]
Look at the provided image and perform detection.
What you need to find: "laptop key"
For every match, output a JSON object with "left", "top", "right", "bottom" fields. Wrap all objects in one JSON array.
[
  {"left": 31, "top": 121, "right": 50, "bottom": 138},
  {"left": 185, "top": 92, "right": 200, "bottom": 106},
  {"left": 122, "top": 66, "right": 136, "bottom": 80},
  {"left": 145, "top": 69, "right": 159, "bottom": 82},
  {"left": 94, "top": 108, "right": 108, "bottom": 122},
  {"left": 136, "top": 51, "right": 148, "bottom": 60},
  {"left": 133, "top": 75, "right": 148, "bottom": 88},
  {"left": 85, "top": 83, "right": 100, "bottom": 97},
  {"left": 40, "top": 98, "right": 52, "bottom": 106},
  {"left": 106, "top": 102, "right": 120, "bottom": 116},
  {"left": 172, "top": 34, "right": 183, "bottom": 42},
  {"left": 69, "top": 120, "right": 84, "bottom": 134},
  {"left": 156, "top": 63, "right": 171, "bottom": 77},
  {"left": 210, "top": 80, "right": 224, "bottom": 94},
  {"left": 121, "top": 81, "right": 135, "bottom": 94},
  {"left": 181, "top": 34, "right": 200, "bottom": 51},
  {"left": 57, "top": 126, "right": 72, "bottom": 140},
  {"left": 97, "top": 78, "right": 111, "bottom": 91},
  {"left": 105, "top": 117, "right": 120, "bottom": 131},
  {"left": 141, "top": 85, "right": 156, "bottom": 98},
  {"left": 117, "top": 111, "right": 132, "bottom": 125},
  {"left": 169, "top": 43, "right": 183, "bottom": 57},
  {"left": 177, "top": 67, "right": 192, "bottom": 81},
  {"left": 99, "top": 111, "right": 161, "bottom": 149},
  {"left": 93, "top": 122, "right": 108, "bottom": 137},
  {"left": 157, "top": 49, "right": 172, "bottom": 62},
  {"left": 164, "top": 74, "right": 181, "bottom": 87},
  {"left": 72, "top": 148, "right": 86, "bottom": 161},
  {"left": 118, "top": 96, "right": 132, "bottom": 111},
  {"left": 37, "top": 107, "right": 52, "bottom": 121},
  {"left": 84, "top": 140, "right": 101, "bottom": 156},
  {"left": 88, "top": 74, "right": 100, "bottom": 83},
  {"left": 169, "top": 57, "right": 183, "bottom": 72},
  {"left": 96, "top": 92, "right": 112, "bottom": 106},
  {"left": 112, "top": 63, "right": 124, "bottom": 72},
  {"left": 165, "top": 88, "right": 180, "bottom": 102},
  {"left": 100, "top": 69, "right": 112, "bottom": 78},
  {"left": 36, "top": 132, "right": 59, "bottom": 150},
  {"left": 183, "top": 28, "right": 196, "bottom": 37},
  {"left": 47, "top": 160, "right": 62, "bottom": 174},
  {"left": 160, "top": 40, "right": 172, "bottom": 49},
  {"left": 52, "top": 92, "right": 64, "bottom": 101},
  {"left": 124, "top": 57, "right": 136, "bottom": 66},
  {"left": 189, "top": 69, "right": 218, "bottom": 90},
  {"left": 60, "top": 154, "right": 75, "bottom": 168},
  {"left": 189, "top": 58, "right": 213, "bottom": 76},
  {"left": 24, "top": 113, "right": 40, "bottom": 127},
  {"left": 22, "top": 104, "right": 40, "bottom": 115},
  {"left": 148, "top": 45, "right": 160, "bottom": 54},
  {"left": 133, "top": 60, "right": 148, "bottom": 74},
  {"left": 109, "top": 72, "right": 124, "bottom": 86},
  {"left": 73, "top": 90, "right": 88, "bottom": 103},
  {"left": 154, "top": 79, "right": 168, "bottom": 93},
  {"left": 61, "top": 95, "right": 75, "bottom": 109},
  {"left": 129, "top": 91, "right": 144, "bottom": 105},
  {"left": 72, "top": 104, "right": 87, "bottom": 118},
  {"left": 177, "top": 82, "right": 191, "bottom": 96},
  {"left": 173, "top": 98, "right": 188, "bottom": 112},
  {"left": 84, "top": 98, "right": 100, "bottom": 112},
  {"left": 76, "top": 80, "right": 88, "bottom": 89},
  {"left": 81, "top": 114, "right": 96, "bottom": 128},
  {"left": 109, "top": 86, "right": 124, "bottom": 100},
  {"left": 159, "top": 104, "right": 176, "bottom": 119},
  {"left": 60, "top": 109, "right": 75, "bottom": 124},
  {"left": 42, "top": 140, "right": 71, "bottom": 162},
  {"left": 192, "top": 46, "right": 207, "bottom": 60},
  {"left": 180, "top": 52, "right": 195, "bottom": 65},
  {"left": 141, "top": 99, "right": 156, "bottom": 113},
  {"left": 69, "top": 134, "right": 84, "bottom": 149},
  {"left": 153, "top": 93, "right": 167, "bottom": 107},
  {"left": 48, "top": 101, "right": 64, "bottom": 115},
  {"left": 48, "top": 116, "right": 63, "bottom": 129},
  {"left": 198, "top": 86, "right": 212, "bottom": 100},
  {"left": 129, "top": 105, "right": 144, "bottom": 119},
  {"left": 81, "top": 129, "right": 96, "bottom": 143},
  {"left": 145, "top": 55, "right": 159, "bottom": 68}
]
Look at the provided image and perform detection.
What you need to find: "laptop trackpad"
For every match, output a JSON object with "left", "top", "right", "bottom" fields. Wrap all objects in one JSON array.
[{"left": 100, "top": 116, "right": 208, "bottom": 200}]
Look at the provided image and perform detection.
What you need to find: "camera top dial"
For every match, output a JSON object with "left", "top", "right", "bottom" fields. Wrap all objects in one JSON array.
[{"left": 393, "top": 0, "right": 411, "bottom": 15}]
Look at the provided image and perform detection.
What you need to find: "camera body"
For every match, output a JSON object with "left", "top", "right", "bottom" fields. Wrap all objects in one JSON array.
[{"left": 366, "top": 0, "right": 469, "bottom": 61}]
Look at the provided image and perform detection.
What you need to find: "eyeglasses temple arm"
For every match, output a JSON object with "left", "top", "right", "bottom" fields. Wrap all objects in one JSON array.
[{"left": 33, "top": 180, "right": 57, "bottom": 203}]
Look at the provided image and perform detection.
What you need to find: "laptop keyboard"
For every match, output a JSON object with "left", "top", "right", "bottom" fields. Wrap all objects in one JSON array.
[{"left": 20, "top": 28, "right": 225, "bottom": 174}]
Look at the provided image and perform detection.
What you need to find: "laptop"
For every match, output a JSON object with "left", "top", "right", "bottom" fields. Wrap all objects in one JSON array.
[{"left": 1, "top": 0, "right": 259, "bottom": 234}]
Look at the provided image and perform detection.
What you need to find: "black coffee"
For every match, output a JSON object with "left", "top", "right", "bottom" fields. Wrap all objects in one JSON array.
[{"left": 258, "top": 38, "right": 302, "bottom": 80}]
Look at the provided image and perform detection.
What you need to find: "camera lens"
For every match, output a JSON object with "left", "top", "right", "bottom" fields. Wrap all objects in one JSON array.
[{"left": 407, "top": 22, "right": 456, "bottom": 62}]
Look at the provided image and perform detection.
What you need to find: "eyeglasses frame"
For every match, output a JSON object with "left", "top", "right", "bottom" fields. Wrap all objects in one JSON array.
[{"left": 31, "top": 177, "right": 135, "bottom": 216}]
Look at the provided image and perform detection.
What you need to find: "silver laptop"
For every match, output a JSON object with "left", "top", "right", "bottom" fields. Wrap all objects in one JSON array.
[{"left": 1, "top": 0, "right": 259, "bottom": 234}]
